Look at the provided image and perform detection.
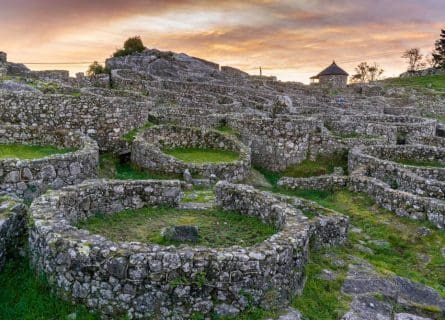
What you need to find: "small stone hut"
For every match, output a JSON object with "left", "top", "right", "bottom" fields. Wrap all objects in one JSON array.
[{"left": 310, "top": 61, "right": 349, "bottom": 88}]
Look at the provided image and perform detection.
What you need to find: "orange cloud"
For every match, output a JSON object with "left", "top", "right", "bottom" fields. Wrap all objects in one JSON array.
[{"left": 1, "top": 0, "right": 443, "bottom": 83}]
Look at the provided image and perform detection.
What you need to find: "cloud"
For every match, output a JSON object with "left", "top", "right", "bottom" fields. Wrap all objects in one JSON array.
[{"left": 0, "top": 0, "right": 443, "bottom": 82}]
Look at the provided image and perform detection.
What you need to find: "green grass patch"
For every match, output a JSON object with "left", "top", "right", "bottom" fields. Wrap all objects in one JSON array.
[
  {"left": 293, "top": 248, "right": 350, "bottom": 319},
  {"left": 99, "top": 153, "right": 176, "bottom": 180},
  {"left": 0, "top": 144, "right": 75, "bottom": 160},
  {"left": 395, "top": 158, "right": 445, "bottom": 168},
  {"left": 382, "top": 74, "right": 445, "bottom": 91},
  {"left": 162, "top": 147, "right": 239, "bottom": 164},
  {"left": 182, "top": 188, "right": 215, "bottom": 203},
  {"left": 215, "top": 125, "right": 238, "bottom": 136},
  {"left": 253, "top": 166, "right": 282, "bottom": 188},
  {"left": 77, "top": 207, "right": 276, "bottom": 248},
  {"left": 286, "top": 189, "right": 445, "bottom": 297},
  {"left": 0, "top": 251, "right": 99, "bottom": 320},
  {"left": 282, "top": 152, "right": 348, "bottom": 178},
  {"left": 120, "top": 122, "right": 156, "bottom": 142}
]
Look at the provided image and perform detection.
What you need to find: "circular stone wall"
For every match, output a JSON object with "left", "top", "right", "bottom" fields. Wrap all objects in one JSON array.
[
  {"left": 349, "top": 144, "right": 445, "bottom": 228},
  {"left": 29, "top": 180, "right": 310, "bottom": 319},
  {"left": 131, "top": 124, "right": 251, "bottom": 182},
  {"left": 0, "top": 125, "right": 98, "bottom": 199}
]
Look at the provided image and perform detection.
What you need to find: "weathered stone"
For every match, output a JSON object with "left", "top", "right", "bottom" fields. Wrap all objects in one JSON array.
[{"left": 162, "top": 225, "right": 199, "bottom": 243}]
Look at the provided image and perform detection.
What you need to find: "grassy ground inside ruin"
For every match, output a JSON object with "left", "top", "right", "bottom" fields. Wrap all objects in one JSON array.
[
  {"left": 382, "top": 74, "right": 445, "bottom": 91},
  {"left": 77, "top": 207, "right": 276, "bottom": 247},
  {"left": 162, "top": 147, "right": 240, "bottom": 164},
  {"left": 288, "top": 189, "right": 445, "bottom": 319},
  {"left": 254, "top": 152, "right": 348, "bottom": 183},
  {"left": 99, "top": 153, "right": 178, "bottom": 180},
  {"left": 120, "top": 121, "right": 156, "bottom": 142},
  {"left": 0, "top": 144, "right": 74, "bottom": 160},
  {"left": 395, "top": 158, "right": 445, "bottom": 168},
  {"left": 280, "top": 152, "right": 348, "bottom": 178}
]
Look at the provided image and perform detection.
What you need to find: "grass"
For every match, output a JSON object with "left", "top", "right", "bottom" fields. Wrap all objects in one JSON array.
[
  {"left": 77, "top": 207, "right": 276, "bottom": 248},
  {"left": 120, "top": 122, "right": 156, "bottom": 142},
  {"left": 382, "top": 74, "right": 445, "bottom": 91},
  {"left": 254, "top": 166, "right": 282, "bottom": 188},
  {"left": 281, "top": 152, "right": 348, "bottom": 179},
  {"left": 0, "top": 144, "right": 75, "bottom": 160},
  {"left": 162, "top": 147, "right": 239, "bottom": 164},
  {"left": 293, "top": 248, "right": 350, "bottom": 319},
  {"left": 182, "top": 188, "right": 215, "bottom": 203},
  {"left": 0, "top": 251, "right": 99, "bottom": 320},
  {"left": 395, "top": 158, "right": 445, "bottom": 168},
  {"left": 284, "top": 189, "right": 445, "bottom": 319},
  {"left": 99, "top": 153, "right": 177, "bottom": 180},
  {"left": 215, "top": 124, "right": 238, "bottom": 136},
  {"left": 287, "top": 189, "right": 445, "bottom": 298}
]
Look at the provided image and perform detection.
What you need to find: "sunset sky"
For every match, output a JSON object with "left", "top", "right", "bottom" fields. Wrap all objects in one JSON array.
[{"left": 1, "top": 0, "right": 444, "bottom": 83}]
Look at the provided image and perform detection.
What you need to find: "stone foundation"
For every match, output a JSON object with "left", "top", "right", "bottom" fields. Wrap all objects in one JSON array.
[
  {"left": 131, "top": 125, "right": 251, "bottom": 182},
  {"left": 0, "top": 125, "right": 99, "bottom": 200},
  {"left": 29, "top": 180, "right": 317, "bottom": 319}
]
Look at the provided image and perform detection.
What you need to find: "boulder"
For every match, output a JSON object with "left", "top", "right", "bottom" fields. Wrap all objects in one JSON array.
[{"left": 162, "top": 225, "right": 199, "bottom": 243}]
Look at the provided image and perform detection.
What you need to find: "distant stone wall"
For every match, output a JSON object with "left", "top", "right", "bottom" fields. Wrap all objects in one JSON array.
[
  {"left": 0, "top": 90, "right": 150, "bottom": 150},
  {"left": 131, "top": 125, "right": 251, "bottom": 182},
  {"left": 0, "top": 125, "right": 98, "bottom": 199},
  {"left": 0, "top": 195, "right": 27, "bottom": 271},
  {"left": 29, "top": 180, "right": 312, "bottom": 319}
]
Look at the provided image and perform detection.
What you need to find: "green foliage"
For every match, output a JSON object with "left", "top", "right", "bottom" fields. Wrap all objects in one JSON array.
[
  {"left": 86, "top": 61, "right": 108, "bottom": 77},
  {"left": 113, "top": 36, "right": 145, "bottom": 57},
  {"left": 162, "top": 147, "right": 240, "bottom": 164},
  {"left": 0, "top": 144, "right": 75, "bottom": 160},
  {"left": 77, "top": 207, "right": 276, "bottom": 248},
  {"left": 432, "top": 28, "right": 445, "bottom": 69},
  {"left": 0, "top": 252, "right": 99, "bottom": 320}
]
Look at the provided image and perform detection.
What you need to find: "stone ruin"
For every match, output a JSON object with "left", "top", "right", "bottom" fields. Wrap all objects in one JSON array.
[{"left": 0, "top": 48, "right": 444, "bottom": 319}]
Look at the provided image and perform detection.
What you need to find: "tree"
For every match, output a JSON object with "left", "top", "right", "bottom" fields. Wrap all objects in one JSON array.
[
  {"left": 402, "top": 48, "right": 425, "bottom": 71},
  {"left": 367, "top": 62, "right": 384, "bottom": 81},
  {"left": 86, "top": 61, "right": 105, "bottom": 76},
  {"left": 351, "top": 62, "right": 384, "bottom": 83},
  {"left": 113, "top": 36, "right": 145, "bottom": 57},
  {"left": 432, "top": 28, "right": 445, "bottom": 69},
  {"left": 353, "top": 62, "right": 369, "bottom": 83}
]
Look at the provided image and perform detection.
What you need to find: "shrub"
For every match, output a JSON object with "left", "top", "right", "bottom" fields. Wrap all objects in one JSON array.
[
  {"left": 112, "top": 36, "right": 145, "bottom": 57},
  {"left": 86, "top": 61, "right": 107, "bottom": 77}
]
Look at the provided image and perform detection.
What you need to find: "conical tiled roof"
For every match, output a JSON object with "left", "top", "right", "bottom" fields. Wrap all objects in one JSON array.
[{"left": 311, "top": 61, "right": 348, "bottom": 79}]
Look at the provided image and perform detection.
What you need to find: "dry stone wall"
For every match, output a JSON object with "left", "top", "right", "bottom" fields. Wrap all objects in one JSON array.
[
  {"left": 131, "top": 125, "right": 251, "bottom": 182},
  {"left": 29, "top": 180, "right": 314, "bottom": 319},
  {"left": 349, "top": 146, "right": 445, "bottom": 228},
  {"left": 0, "top": 90, "right": 151, "bottom": 150},
  {"left": 0, "top": 195, "right": 27, "bottom": 271},
  {"left": 0, "top": 125, "right": 99, "bottom": 199}
]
